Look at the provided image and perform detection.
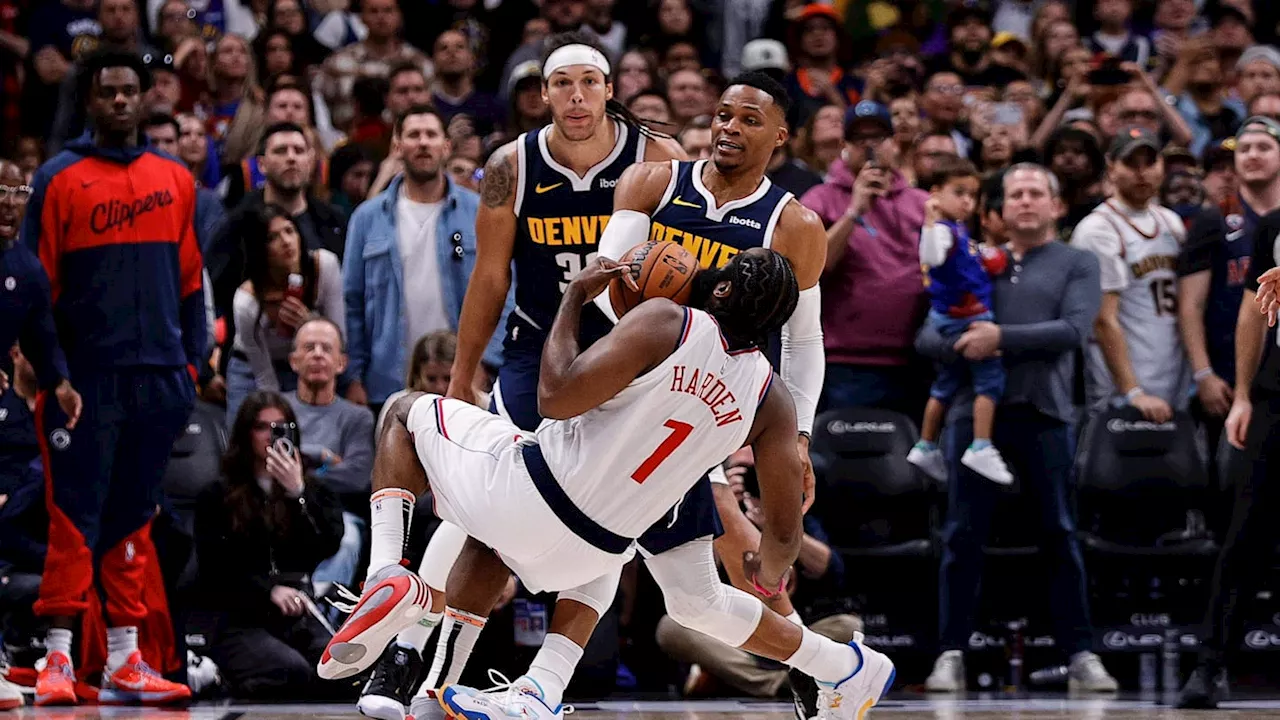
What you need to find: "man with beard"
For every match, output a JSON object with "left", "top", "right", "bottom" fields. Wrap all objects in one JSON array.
[
  {"left": 925, "top": 6, "right": 1023, "bottom": 88},
  {"left": 0, "top": 159, "right": 78, "bottom": 427},
  {"left": 1173, "top": 49, "right": 1245, "bottom": 156},
  {"left": 430, "top": 30, "right": 504, "bottom": 139},
  {"left": 23, "top": 47, "right": 202, "bottom": 705},
  {"left": 1072, "top": 127, "right": 1191, "bottom": 422},
  {"left": 1177, "top": 118, "right": 1280, "bottom": 463},
  {"left": 207, "top": 122, "right": 348, "bottom": 357},
  {"left": 1044, "top": 126, "right": 1106, "bottom": 242}
]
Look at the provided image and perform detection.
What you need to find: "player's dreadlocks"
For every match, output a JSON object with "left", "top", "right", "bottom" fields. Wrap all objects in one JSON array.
[
  {"left": 538, "top": 31, "right": 676, "bottom": 141},
  {"left": 713, "top": 250, "right": 800, "bottom": 350}
]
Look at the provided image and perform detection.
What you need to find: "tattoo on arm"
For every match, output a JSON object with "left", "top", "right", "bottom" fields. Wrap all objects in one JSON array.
[{"left": 481, "top": 151, "right": 515, "bottom": 208}]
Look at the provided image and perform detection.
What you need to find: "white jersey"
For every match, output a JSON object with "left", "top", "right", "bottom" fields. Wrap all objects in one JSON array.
[
  {"left": 536, "top": 307, "right": 775, "bottom": 539},
  {"left": 1071, "top": 199, "right": 1191, "bottom": 410}
]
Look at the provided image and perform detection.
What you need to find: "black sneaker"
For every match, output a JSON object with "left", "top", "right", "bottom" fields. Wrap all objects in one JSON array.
[
  {"left": 787, "top": 667, "right": 819, "bottom": 720},
  {"left": 357, "top": 644, "right": 424, "bottom": 720},
  {"left": 1175, "top": 663, "right": 1227, "bottom": 710}
]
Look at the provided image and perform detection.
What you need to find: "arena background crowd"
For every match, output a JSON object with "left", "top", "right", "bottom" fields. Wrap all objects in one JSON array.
[{"left": 2, "top": 0, "right": 1280, "bottom": 711}]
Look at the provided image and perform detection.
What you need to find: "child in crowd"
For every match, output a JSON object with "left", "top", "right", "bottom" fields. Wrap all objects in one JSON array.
[{"left": 908, "top": 157, "right": 1013, "bottom": 485}]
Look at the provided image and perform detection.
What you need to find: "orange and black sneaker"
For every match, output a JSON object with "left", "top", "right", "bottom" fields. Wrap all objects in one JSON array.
[
  {"left": 34, "top": 651, "right": 77, "bottom": 706},
  {"left": 99, "top": 651, "right": 192, "bottom": 706}
]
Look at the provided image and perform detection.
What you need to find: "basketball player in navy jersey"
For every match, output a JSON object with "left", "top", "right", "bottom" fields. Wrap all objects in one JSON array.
[{"left": 434, "top": 73, "right": 832, "bottom": 720}]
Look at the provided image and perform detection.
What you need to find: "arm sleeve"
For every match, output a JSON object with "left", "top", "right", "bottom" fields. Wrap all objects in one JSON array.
[
  {"left": 317, "top": 250, "right": 347, "bottom": 340},
  {"left": 1070, "top": 215, "right": 1128, "bottom": 293},
  {"left": 1176, "top": 209, "right": 1222, "bottom": 277},
  {"left": 233, "top": 290, "right": 280, "bottom": 391},
  {"left": 591, "top": 209, "right": 653, "bottom": 323},
  {"left": 780, "top": 284, "right": 824, "bottom": 435},
  {"left": 918, "top": 224, "right": 954, "bottom": 268},
  {"left": 999, "top": 251, "right": 1103, "bottom": 353},
  {"left": 19, "top": 256, "right": 68, "bottom": 390},
  {"left": 342, "top": 212, "right": 369, "bottom": 382},
  {"left": 178, "top": 178, "right": 207, "bottom": 373}
]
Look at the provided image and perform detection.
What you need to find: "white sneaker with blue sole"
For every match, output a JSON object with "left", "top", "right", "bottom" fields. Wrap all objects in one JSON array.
[
  {"left": 440, "top": 673, "right": 568, "bottom": 720},
  {"left": 817, "top": 633, "right": 895, "bottom": 720}
]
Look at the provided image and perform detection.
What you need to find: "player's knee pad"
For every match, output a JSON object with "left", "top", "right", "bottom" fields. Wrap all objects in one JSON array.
[
  {"left": 557, "top": 566, "right": 621, "bottom": 617},
  {"left": 418, "top": 521, "right": 468, "bottom": 591}
]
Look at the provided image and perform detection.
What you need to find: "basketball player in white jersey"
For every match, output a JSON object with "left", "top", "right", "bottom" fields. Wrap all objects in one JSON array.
[
  {"left": 329, "top": 249, "right": 895, "bottom": 720},
  {"left": 348, "top": 33, "right": 689, "bottom": 720},
  {"left": 1071, "top": 125, "right": 1192, "bottom": 421}
]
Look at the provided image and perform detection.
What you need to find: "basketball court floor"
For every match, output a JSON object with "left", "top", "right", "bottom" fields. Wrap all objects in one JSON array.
[{"left": 9, "top": 696, "right": 1280, "bottom": 719}]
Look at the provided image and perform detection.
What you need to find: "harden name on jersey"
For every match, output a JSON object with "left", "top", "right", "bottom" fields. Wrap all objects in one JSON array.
[{"left": 670, "top": 364, "right": 745, "bottom": 427}]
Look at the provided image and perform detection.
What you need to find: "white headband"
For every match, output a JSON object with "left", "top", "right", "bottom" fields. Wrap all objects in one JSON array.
[{"left": 542, "top": 44, "right": 611, "bottom": 79}]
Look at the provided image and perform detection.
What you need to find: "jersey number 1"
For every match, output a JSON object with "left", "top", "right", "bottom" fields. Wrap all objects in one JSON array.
[{"left": 631, "top": 420, "right": 694, "bottom": 484}]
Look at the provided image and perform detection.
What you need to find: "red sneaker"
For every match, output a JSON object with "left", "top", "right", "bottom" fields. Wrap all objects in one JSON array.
[
  {"left": 318, "top": 566, "right": 431, "bottom": 681},
  {"left": 99, "top": 651, "right": 191, "bottom": 706},
  {"left": 34, "top": 651, "right": 77, "bottom": 706}
]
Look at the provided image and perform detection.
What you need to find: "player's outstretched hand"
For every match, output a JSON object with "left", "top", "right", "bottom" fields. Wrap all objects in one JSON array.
[
  {"left": 569, "top": 256, "right": 638, "bottom": 303},
  {"left": 56, "top": 379, "right": 82, "bottom": 430}
]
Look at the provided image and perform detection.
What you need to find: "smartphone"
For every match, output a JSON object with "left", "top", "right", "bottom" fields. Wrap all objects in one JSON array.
[
  {"left": 1087, "top": 57, "right": 1130, "bottom": 86},
  {"left": 270, "top": 421, "right": 298, "bottom": 457},
  {"left": 992, "top": 102, "right": 1024, "bottom": 126}
]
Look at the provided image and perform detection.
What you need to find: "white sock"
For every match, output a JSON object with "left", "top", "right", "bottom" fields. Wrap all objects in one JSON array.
[
  {"left": 785, "top": 611, "right": 804, "bottom": 626},
  {"left": 368, "top": 489, "right": 415, "bottom": 578},
  {"left": 396, "top": 610, "right": 444, "bottom": 654},
  {"left": 106, "top": 626, "right": 139, "bottom": 671},
  {"left": 45, "top": 628, "right": 73, "bottom": 660},
  {"left": 421, "top": 607, "right": 487, "bottom": 690},
  {"left": 525, "top": 633, "right": 584, "bottom": 709},
  {"left": 785, "top": 626, "right": 857, "bottom": 686}
]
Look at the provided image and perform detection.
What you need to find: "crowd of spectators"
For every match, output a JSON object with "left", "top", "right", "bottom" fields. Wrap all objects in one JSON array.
[{"left": 1, "top": 0, "right": 1279, "bottom": 707}]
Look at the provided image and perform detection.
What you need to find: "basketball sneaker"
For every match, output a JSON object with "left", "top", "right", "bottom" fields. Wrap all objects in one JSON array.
[
  {"left": 0, "top": 665, "right": 24, "bottom": 710},
  {"left": 357, "top": 643, "right": 424, "bottom": 720},
  {"left": 441, "top": 672, "right": 568, "bottom": 720},
  {"left": 320, "top": 565, "right": 432, "bottom": 681},
  {"left": 816, "top": 634, "right": 895, "bottom": 720},
  {"left": 98, "top": 651, "right": 192, "bottom": 705},
  {"left": 408, "top": 687, "right": 448, "bottom": 720},
  {"left": 34, "top": 651, "right": 77, "bottom": 706}
]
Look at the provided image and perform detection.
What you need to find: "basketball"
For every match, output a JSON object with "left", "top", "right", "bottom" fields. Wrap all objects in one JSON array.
[{"left": 608, "top": 240, "right": 699, "bottom": 317}]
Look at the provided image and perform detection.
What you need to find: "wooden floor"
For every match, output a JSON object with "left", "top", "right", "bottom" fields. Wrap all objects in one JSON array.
[{"left": 9, "top": 697, "right": 1280, "bottom": 718}]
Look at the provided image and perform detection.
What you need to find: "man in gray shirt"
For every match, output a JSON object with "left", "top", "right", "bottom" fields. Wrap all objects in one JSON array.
[
  {"left": 915, "top": 164, "right": 1118, "bottom": 693},
  {"left": 286, "top": 317, "right": 375, "bottom": 594}
]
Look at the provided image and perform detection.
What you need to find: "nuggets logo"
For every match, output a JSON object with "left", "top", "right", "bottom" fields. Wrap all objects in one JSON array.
[{"left": 50, "top": 429, "right": 71, "bottom": 450}]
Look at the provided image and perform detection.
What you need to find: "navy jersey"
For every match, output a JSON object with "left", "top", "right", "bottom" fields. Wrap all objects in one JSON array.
[
  {"left": 510, "top": 119, "right": 647, "bottom": 345},
  {"left": 924, "top": 220, "right": 993, "bottom": 317},
  {"left": 649, "top": 159, "right": 795, "bottom": 271},
  {"left": 1176, "top": 194, "right": 1258, "bottom": 385}
]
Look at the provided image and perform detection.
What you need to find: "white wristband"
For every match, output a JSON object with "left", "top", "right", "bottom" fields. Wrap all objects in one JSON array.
[
  {"left": 1194, "top": 368, "right": 1214, "bottom": 382},
  {"left": 1126, "top": 387, "right": 1145, "bottom": 403}
]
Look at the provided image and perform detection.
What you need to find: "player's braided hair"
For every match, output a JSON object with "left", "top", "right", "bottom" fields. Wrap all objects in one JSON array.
[
  {"left": 538, "top": 31, "right": 675, "bottom": 141},
  {"left": 715, "top": 250, "right": 800, "bottom": 349}
]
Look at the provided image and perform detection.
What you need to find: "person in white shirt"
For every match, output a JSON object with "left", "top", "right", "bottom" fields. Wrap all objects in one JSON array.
[{"left": 1071, "top": 126, "right": 1191, "bottom": 421}]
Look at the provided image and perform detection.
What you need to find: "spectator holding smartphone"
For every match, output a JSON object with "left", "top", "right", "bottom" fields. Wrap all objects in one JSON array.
[
  {"left": 801, "top": 100, "right": 930, "bottom": 418},
  {"left": 227, "top": 204, "right": 345, "bottom": 425},
  {"left": 193, "top": 391, "right": 345, "bottom": 699}
]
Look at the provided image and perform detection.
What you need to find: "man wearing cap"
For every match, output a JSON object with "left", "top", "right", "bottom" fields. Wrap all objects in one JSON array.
[
  {"left": 782, "top": 4, "right": 859, "bottom": 129},
  {"left": 1177, "top": 117, "right": 1280, "bottom": 464},
  {"left": 1236, "top": 46, "right": 1280, "bottom": 108},
  {"left": 1202, "top": 138, "right": 1240, "bottom": 206},
  {"left": 801, "top": 99, "right": 930, "bottom": 418},
  {"left": 1179, "top": 122, "right": 1280, "bottom": 710},
  {"left": 741, "top": 38, "right": 790, "bottom": 84},
  {"left": 1072, "top": 126, "right": 1191, "bottom": 422}
]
